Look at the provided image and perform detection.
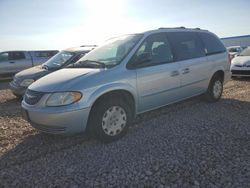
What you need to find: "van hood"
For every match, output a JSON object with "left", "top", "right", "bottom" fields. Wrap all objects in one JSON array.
[
  {"left": 16, "top": 66, "right": 49, "bottom": 79},
  {"left": 28, "top": 68, "right": 101, "bottom": 92},
  {"left": 232, "top": 56, "right": 250, "bottom": 65}
]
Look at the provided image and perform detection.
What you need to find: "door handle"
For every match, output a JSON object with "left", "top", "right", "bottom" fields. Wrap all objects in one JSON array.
[
  {"left": 9, "top": 61, "right": 15, "bottom": 64},
  {"left": 182, "top": 68, "right": 190, "bottom": 74},
  {"left": 170, "top": 70, "right": 180, "bottom": 77}
]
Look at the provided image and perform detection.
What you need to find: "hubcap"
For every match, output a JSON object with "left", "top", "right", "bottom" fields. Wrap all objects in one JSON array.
[
  {"left": 102, "top": 106, "right": 127, "bottom": 136},
  {"left": 213, "top": 80, "right": 222, "bottom": 98}
]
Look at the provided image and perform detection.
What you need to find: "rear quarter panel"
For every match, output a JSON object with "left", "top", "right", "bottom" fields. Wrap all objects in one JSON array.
[{"left": 206, "top": 52, "right": 230, "bottom": 84}]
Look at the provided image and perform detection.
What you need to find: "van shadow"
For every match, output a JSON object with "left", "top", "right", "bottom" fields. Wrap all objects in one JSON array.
[
  {"left": 0, "top": 131, "right": 92, "bottom": 169},
  {"left": 1, "top": 97, "right": 250, "bottom": 173}
]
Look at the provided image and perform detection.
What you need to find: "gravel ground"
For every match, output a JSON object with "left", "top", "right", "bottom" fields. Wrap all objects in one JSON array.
[{"left": 0, "top": 79, "right": 250, "bottom": 187}]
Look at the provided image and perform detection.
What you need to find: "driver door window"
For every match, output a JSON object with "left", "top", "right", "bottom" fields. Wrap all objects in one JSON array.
[{"left": 134, "top": 33, "right": 174, "bottom": 67}]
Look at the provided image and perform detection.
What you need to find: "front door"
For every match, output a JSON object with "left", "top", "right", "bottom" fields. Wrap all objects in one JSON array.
[
  {"left": 131, "top": 33, "right": 181, "bottom": 113},
  {"left": 0, "top": 51, "right": 29, "bottom": 78},
  {"left": 0, "top": 52, "right": 15, "bottom": 78},
  {"left": 9, "top": 52, "right": 30, "bottom": 73}
]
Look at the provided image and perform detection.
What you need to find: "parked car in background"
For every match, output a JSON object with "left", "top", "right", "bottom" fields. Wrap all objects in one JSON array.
[
  {"left": 0, "top": 50, "right": 58, "bottom": 80},
  {"left": 242, "top": 46, "right": 248, "bottom": 50},
  {"left": 21, "top": 27, "right": 230, "bottom": 142},
  {"left": 227, "top": 46, "right": 243, "bottom": 59},
  {"left": 10, "top": 46, "right": 95, "bottom": 97},
  {"left": 231, "top": 47, "right": 250, "bottom": 77}
]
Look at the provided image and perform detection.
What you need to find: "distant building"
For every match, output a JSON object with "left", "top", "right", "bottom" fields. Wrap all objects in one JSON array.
[{"left": 221, "top": 35, "right": 250, "bottom": 47}]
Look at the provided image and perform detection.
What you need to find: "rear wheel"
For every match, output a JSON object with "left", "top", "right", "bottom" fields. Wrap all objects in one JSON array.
[
  {"left": 204, "top": 75, "right": 223, "bottom": 102},
  {"left": 89, "top": 96, "right": 132, "bottom": 142}
]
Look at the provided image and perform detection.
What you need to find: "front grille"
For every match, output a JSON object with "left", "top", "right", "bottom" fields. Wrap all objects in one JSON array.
[
  {"left": 234, "top": 65, "right": 250, "bottom": 68},
  {"left": 231, "top": 70, "right": 250, "bottom": 75},
  {"left": 24, "top": 89, "right": 45, "bottom": 105}
]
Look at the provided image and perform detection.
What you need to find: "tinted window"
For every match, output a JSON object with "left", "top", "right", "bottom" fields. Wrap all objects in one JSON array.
[
  {"left": 9, "top": 52, "right": 25, "bottom": 60},
  {"left": 228, "top": 47, "right": 240, "bottom": 53},
  {"left": 167, "top": 32, "right": 205, "bottom": 61},
  {"left": 35, "top": 51, "right": 58, "bottom": 58},
  {"left": 0, "top": 52, "right": 9, "bottom": 62},
  {"left": 199, "top": 33, "right": 226, "bottom": 55},
  {"left": 132, "top": 33, "right": 174, "bottom": 67}
]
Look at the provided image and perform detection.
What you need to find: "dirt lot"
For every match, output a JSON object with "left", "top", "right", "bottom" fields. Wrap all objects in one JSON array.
[{"left": 0, "top": 79, "right": 250, "bottom": 187}]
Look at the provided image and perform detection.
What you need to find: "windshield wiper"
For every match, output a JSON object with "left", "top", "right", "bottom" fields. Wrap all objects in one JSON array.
[{"left": 75, "top": 60, "right": 106, "bottom": 68}]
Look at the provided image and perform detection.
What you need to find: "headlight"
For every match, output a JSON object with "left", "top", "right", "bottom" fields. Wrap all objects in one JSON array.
[
  {"left": 20, "top": 79, "right": 34, "bottom": 87},
  {"left": 46, "top": 92, "right": 82, "bottom": 106}
]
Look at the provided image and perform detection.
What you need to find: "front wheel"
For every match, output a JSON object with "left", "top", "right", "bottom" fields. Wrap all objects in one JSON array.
[
  {"left": 89, "top": 97, "right": 132, "bottom": 142},
  {"left": 204, "top": 75, "right": 223, "bottom": 102},
  {"left": 12, "top": 93, "right": 23, "bottom": 99}
]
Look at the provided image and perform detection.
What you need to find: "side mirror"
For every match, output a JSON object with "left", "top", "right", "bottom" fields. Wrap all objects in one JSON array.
[
  {"left": 134, "top": 52, "right": 152, "bottom": 65},
  {"left": 127, "top": 52, "right": 153, "bottom": 69}
]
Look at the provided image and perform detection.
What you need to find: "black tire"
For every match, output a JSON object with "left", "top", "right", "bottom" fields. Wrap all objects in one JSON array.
[
  {"left": 204, "top": 75, "right": 223, "bottom": 102},
  {"left": 231, "top": 76, "right": 236, "bottom": 79},
  {"left": 13, "top": 93, "right": 23, "bottom": 99},
  {"left": 88, "top": 95, "right": 133, "bottom": 142}
]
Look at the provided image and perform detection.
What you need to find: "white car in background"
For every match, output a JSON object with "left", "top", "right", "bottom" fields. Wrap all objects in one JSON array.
[
  {"left": 227, "top": 46, "right": 243, "bottom": 58},
  {"left": 231, "top": 47, "right": 250, "bottom": 77}
]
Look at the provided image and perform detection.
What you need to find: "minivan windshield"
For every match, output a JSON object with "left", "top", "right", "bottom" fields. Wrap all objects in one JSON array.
[
  {"left": 43, "top": 51, "right": 74, "bottom": 70},
  {"left": 239, "top": 47, "right": 250, "bottom": 56},
  {"left": 75, "top": 34, "right": 143, "bottom": 68}
]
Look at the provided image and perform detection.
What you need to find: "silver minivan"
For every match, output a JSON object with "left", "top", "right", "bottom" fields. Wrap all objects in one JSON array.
[{"left": 22, "top": 27, "right": 231, "bottom": 142}]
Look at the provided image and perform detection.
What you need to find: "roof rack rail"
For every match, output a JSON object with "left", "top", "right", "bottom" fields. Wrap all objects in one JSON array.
[
  {"left": 158, "top": 26, "right": 186, "bottom": 30},
  {"left": 80, "top": 45, "right": 97, "bottom": 47},
  {"left": 158, "top": 27, "right": 206, "bottom": 31}
]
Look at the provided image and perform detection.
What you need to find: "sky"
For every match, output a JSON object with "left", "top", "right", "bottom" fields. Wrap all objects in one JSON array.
[{"left": 0, "top": 0, "right": 249, "bottom": 51}]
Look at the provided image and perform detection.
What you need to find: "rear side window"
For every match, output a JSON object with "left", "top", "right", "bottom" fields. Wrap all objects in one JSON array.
[
  {"left": 198, "top": 33, "right": 226, "bottom": 55},
  {"left": 35, "top": 51, "right": 57, "bottom": 58},
  {"left": 167, "top": 32, "right": 205, "bottom": 61},
  {"left": 0, "top": 52, "right": 9, "bottom": 62},
  {"left": 9, "top": 52, "right": 25, "bottom": 60}
]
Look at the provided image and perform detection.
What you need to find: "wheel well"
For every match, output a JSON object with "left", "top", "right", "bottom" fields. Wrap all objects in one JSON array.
[
  {"left": 213, "top": 70, "right": 224, "bottom": 81},
  {"left": 90, "top": 90, "right": 136, "bottom": 118}
]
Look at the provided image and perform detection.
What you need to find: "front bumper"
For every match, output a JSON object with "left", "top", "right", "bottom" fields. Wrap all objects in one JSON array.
[
  {"left": 21, "top": 102, "right": 91, "bottom": 135},
  {"left": 9, "top": 81, "right": 26, "bottom": 96}
]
